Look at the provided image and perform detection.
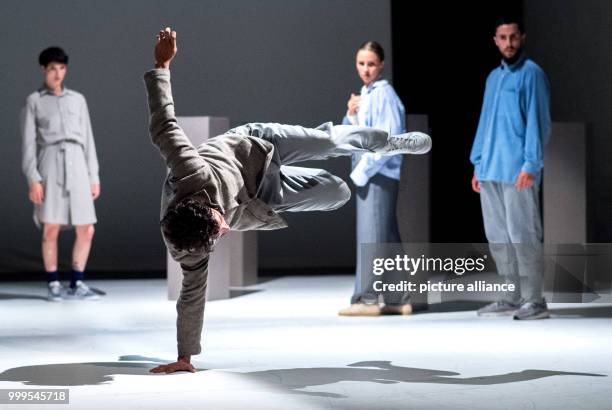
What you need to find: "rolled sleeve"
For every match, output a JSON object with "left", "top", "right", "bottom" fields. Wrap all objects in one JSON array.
[
  {"left": 522, "top": 67, "right": 551, "bottom": 176},
  {"left": 81, "top": 97, "right": 100, "bottom": 184},
  {"left": 21, "top": 96, "right": 42, "bottom": 184},
  {"left": 351, "top": 87, "right": 405, "bottom": 184},
  {"left": 175, "top": 255, "right": 209, "bottom": 357},
  {"left": 521, "top": 161, "right": 541, "bottom": 175},
  {"left": 144, "top": 69, "right": 208, "bottom": 182}
]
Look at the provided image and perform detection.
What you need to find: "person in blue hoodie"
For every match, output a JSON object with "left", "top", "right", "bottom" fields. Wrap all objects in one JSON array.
[
  {"left": 471, "top": 16, "right": 551, "bottom": 320},
  {"left": 338, "top": 41, "right": 414, "bottom": 316}
]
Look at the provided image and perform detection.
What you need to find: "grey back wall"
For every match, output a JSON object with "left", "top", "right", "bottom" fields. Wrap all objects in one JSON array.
[
  {"left": 0, "top": 0, "right": 393, "bottom": 273},
  {"left": 524, "top": 0, "right": 612, "bottom": 242}
]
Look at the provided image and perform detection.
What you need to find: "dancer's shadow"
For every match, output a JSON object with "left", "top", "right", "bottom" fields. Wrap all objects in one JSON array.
[
  {"left": 426, "top": 301, "right": 489, "bottom": 313},
  {"left": 0, "top": 293, "right": 47, "bottom": 301},
  {"left": 0, "top": 356, "right": 206, "bottom": 386},
  {"left": 241, "top": 361, "right": 605, "bottom": 398},
  {"left": 0, "top": 357, "right": 604, "bottom": 397}
]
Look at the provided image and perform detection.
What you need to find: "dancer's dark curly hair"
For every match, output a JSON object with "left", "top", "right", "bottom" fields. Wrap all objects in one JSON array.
[{"left": 160, "top": 197, "right": 220, "bottom": 253}]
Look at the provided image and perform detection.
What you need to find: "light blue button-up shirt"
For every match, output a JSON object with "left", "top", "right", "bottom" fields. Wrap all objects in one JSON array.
[
  {"left": 470, "top": 55, "right": 551, "bottom": 184},
  {"left": 343, "top": 78, "right": 405, "bottom": 186}
]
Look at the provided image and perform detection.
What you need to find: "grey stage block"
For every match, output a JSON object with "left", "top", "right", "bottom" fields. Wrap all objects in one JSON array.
[
  {"left": 228, "top": 231, "right": 258, "bottom": 287},
  {"left": 543, "top": 122, "right": 588, "bottom": 300},
  {"left": 543, "top": 122, "right": 587, "bottom": 244},
  {"left": 167, "top": 116, "right": 258, "bottom": 302},
  {"left": 397, "top": 114, "right": 430, "bottom": 307},
  {"left": 397, "top": 114, "right": 431, "bottom": 243}
]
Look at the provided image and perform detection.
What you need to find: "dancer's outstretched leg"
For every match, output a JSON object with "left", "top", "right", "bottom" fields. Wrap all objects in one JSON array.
[{"left": 226, "top": 122, "right": 431, "bottom": 165}]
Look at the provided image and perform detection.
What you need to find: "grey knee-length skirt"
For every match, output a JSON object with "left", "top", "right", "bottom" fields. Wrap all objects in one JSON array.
[{"left": 34, "top": 141, "right": 97, "bottom": 228}]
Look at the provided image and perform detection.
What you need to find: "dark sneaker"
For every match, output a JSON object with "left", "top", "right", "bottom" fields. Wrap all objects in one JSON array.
[
  {"left": 477, "top": 301, "right": 520, "bottom": 317},
  {"left": 513, "top": 301, "right": 550, "bottom": 320},
  {"left": 381, "top": 303, "right": 413, "bottom": 315},
  {"left": 67, "top": 280, "right": 100, "bottom": 300},
  {"left": 47, "top": 280, "right": 64, "bottom": 302},
  {"left": 382, "top": 132, "right": 432, "bottom": 155}
]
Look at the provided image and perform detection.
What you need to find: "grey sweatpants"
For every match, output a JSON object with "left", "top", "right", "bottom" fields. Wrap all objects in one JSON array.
[
  {"left": 480, "top": 181, "right": 544, "bottom": 303},
  {"left": 227, "top": 122, "right": 391, "bottom": 212}
]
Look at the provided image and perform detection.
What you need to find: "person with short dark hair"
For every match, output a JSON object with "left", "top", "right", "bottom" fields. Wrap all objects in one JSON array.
[
  {"left": 146, "top": 28, "right": 432, "bottom": 373},
  {"left": 21, "top": 46, "right": 101, "bottom": 301},
  {"left": 470, "top": 16, "right": 551, "bottom": 320},
  {"left": 38, "top": 46, "right": 69, "bottom": 67}
]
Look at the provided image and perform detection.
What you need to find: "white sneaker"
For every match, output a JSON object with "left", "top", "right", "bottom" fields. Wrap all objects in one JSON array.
[
  {"left": 47, "top": 281, "right": 64, "bottom": 302},
  {"left": 382, "top": 131, "right": 432, "bottom": 155},
  {"left": 513, "top": 300, "right": 550, "bottom": 320},
  {"left": 67, "top": 281, "right": 99, "bottom": 300}
]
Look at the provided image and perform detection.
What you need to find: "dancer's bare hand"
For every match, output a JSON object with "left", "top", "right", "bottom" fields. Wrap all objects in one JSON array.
[
  {"left": 347, "top": 93, "right": 361, "bottom": 115},
  {"left": 150, "top": 357, "right": 195, "bottom": 374},
  {"left": 29, "top": 182, "right": 44, "bottom": 204},
  {"left": 155, "top": 27, "right": 177, "bottom": 69}
]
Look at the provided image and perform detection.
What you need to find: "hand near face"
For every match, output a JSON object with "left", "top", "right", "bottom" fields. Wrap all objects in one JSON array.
[
  {"left": 29, "top": 182, "right": 44, "bottom": 204},
  {"left": 155, "top": 27, "right": 177, "bottom": 69},
  {"left": 347, "top": 93, "right": 361, "bottom": 116}
]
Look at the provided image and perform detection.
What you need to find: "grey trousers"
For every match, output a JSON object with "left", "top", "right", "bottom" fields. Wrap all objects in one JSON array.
[
  {"left": 479, "top": 181, "right": 544, "bottom": 303},
  {"left": 227, "top": 122, "right": 391, "bottom": 212},
  {"left": 351, "top": 173, "right": 410, "bottom": 305}
]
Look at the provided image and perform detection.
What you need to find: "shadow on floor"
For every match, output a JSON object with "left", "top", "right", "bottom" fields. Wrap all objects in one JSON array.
[
  {"left": 0, "top": 293, "right": 47, "bottom": 301},
  {"left": 1, "top": 357, "right": 604, "bottom": 396},
  {"left": 229, "top": 288, "right": 262, "bottom": 298},
  {"left": 550, "top": 305, "right": 612, "bottom": 318},
  {"left": 424, "top": 302, "right": 612, "bottom": 318},
  {"left": 241, "top": 360, "right": 606, "bottom": 398},
  {"left": 0, "top": 356, "right": 206, "bottom": 386},
  {"left": 425, "top": 301, "right": 488, "bottom": 313}
]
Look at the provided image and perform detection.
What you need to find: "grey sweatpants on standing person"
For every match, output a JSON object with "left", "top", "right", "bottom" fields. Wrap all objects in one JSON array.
[
  {"left": 227, "top": 122, "right": 392, "bottom": 213},
  {"left": 479, "top": 181, "right": 544, "bottom": 303}
]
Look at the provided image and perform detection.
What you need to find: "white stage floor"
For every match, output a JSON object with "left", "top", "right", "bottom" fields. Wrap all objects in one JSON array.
[{"left": 0, "top": 276, "right": 610, "bottom": 409}]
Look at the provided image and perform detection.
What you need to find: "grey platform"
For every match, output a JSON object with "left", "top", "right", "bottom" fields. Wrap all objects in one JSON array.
[{"left": 166, "top": 117, "right": 258, "bottom": 302}]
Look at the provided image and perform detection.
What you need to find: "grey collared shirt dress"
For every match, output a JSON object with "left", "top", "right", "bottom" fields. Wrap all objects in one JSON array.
[{"left": 21, "top": 87, "right": 100, "bottom": 227}]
